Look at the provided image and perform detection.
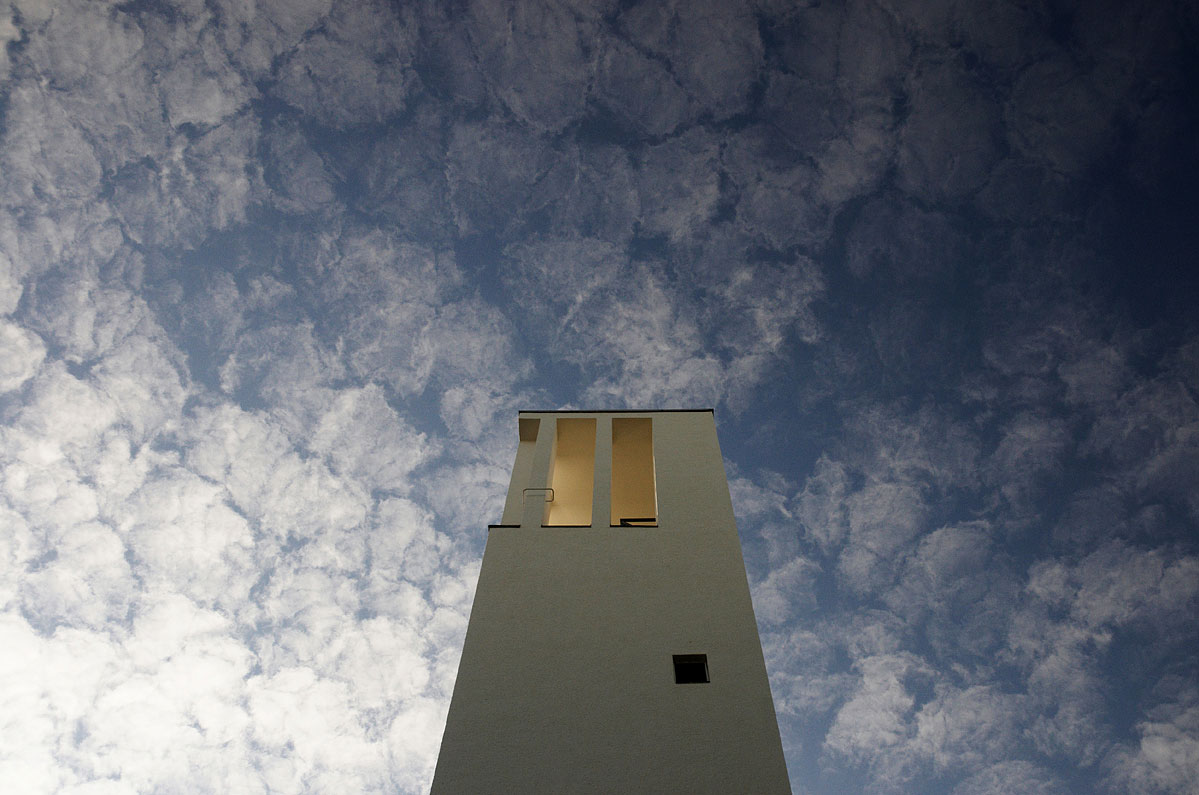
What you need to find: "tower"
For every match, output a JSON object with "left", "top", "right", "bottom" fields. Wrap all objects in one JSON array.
[{"left": 432, "top": 410, "right": 791, "bottom": 793}]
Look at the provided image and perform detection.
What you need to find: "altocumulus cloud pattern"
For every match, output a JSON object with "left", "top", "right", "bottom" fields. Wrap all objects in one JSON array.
[{"left": 0, "top": 0, "right": 1197, "bottom": 792}]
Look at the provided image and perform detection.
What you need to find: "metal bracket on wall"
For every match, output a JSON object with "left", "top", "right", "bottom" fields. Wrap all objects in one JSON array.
[{"left": 522, "top": 487, "right": 555, "bottom": 503}]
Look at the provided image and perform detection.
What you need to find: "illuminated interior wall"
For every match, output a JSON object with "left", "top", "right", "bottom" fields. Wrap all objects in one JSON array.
[
  {"left": 610, "top": 417, "right": 657, "bottom": 526},
  {"left": 546, "top": 418, "right": 596, "bottom": 526}
]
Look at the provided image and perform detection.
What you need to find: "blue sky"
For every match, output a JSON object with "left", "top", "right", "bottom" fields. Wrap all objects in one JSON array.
[{"left": 1, "top": 0, "right": 1197, "bottom": 792}]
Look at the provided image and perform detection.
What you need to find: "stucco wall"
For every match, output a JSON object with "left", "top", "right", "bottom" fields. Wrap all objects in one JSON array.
[{"left": 432, "top": 411, "right": 791, "bottom": 794}]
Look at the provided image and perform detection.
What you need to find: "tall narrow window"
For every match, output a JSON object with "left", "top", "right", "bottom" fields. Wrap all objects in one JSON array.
[
  {"left": 545, "top": 418, "right": 596, "bottom": 526},
  {"left": 611, "top": 418, "right": 657, "bottom": 526}
]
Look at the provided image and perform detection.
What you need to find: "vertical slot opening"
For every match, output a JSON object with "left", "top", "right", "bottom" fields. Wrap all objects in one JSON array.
[
  {"left": 611, "top": 417, "right": 657, "bottom": 527},
  {"left": 545, "top": 418, "right": 596, "bottom": 526}
]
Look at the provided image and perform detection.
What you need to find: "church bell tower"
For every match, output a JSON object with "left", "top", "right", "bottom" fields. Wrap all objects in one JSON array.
[{"left": 432, "top": 410, "right": 791, "bottom": 793}]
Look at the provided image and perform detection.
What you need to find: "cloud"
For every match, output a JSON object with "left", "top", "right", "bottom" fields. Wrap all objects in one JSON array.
[
  {"left": 183, "top": 404, "right": 369, "bottom": 544},
  {"left": 122, "top": 469, "right": 256, "bottom": 609},
  {"left": 795, "top": 456, "right": 852, "bottom": 553},
  {"left": 1006, "top": 55, "right": 1116, "bottom": 176},
  {"left": 823, "top": 652, "right": 931, "bottom": 771},
  {"left": 1106, "top": 680, "right": 1199, "bottom": 795},
  {"left": 594, "top": 35, "right": 693, "bottom": 137},
  {"left": 1083, "top": 374, "right": 1199, "bottom": 522},
  {"left": 635, "top": 128, "right": 723, "bottom": 244},
  {"left": 110, "top": 117, "right": 262, "bottom": 249},
  {"left": 0, "top": 85, "right": 104, "bottom": 211},
  {"left": 301, "top": 229, "right": 526, "bottom": 398},
  {"left": 952, "top": 761, "right": 1067, "bottom": 795},
  {"left": 153, "top": 18, "right": 256, "bottom": 129},
  {"left": 308, "top": 386, "right": 435, "bottom": 493},
  {"left": 619, "top": 0, "right": 762, "bottom": 123},
  {"left": 1, "top": 0, "right": 1195, "bottom": 791},
  {"left": 753, "top": 556, "right": 822, "bottom": 625},
  {"left": 984, "top": 411, "right": 1070, "bottom": 510},
  {"left": 263, "top": 121, "right": 337, "bottom": 213},
  {"left": 354, "top": 112, "right": 455, "bottom": 242},
  {"left": 1010, "top": 542, "right": 1199, "bottom": 767},
  {"left": 912, "top": 685, "right": 1024, "bottom": 773},
  {"left": 0, "top": 615, "right": 129, "bottom": 791},
  {"left": 504, "top": 234, "right": 823, "bottom": 410},
  {"left": 461, "top": 0, "right": 597, "bottom": 134},
  {"left": 839, "top": 480, "right": 929, "bottom": 595},
  {"left": 212, "top": 0, "right": 332, "bottom": 77},
  {"left": 722, "top": 128, "right": 831, "bottom": 250},
  {"left": 0, "top": 320, "right": 45, "bottom": 392},
  {"left": 884, "top": 522, "right": 1014, "bottom": 660},
  {"left": 762, "top": 625, "right": 857, "bottom": 721},
  {"left": 273, "top": 0, "right": 417, "bottom": 127},
  {"left": 20, "top": 521, "right": 135, "bottom": 633},
  {"left": 445, "top": 120, "right": 555, "bottom": 237},
  {"left": 897, "top": 60, "right": 1002, "bottom": 201}
]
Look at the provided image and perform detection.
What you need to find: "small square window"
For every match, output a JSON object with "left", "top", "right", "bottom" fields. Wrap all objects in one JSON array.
[{"left": 673, "top": 654, "right": 709, "bottom": 684}]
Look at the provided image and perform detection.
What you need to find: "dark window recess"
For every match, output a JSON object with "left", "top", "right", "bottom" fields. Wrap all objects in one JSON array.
[{"left": 673, "top": 654, "right": 709, "bottom": 684}]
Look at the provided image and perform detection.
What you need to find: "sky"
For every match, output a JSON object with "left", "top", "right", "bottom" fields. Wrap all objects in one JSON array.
[{"left": 0, "top": 0, "right": 1196, "bottom": 792}]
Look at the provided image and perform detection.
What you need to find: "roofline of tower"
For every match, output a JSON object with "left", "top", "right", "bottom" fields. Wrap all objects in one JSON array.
[{"left": 517, "top": 408, "right": 714, "bottom": 414}]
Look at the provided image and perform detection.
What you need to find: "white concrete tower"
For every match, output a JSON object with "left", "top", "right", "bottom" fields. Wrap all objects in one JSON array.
[{"left": 432, "top": 410, "right": 791, "bottom": 794}]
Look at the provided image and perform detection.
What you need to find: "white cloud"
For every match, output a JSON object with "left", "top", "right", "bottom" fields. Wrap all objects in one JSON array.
[
  {"left": 184, "top": 404, "right": 369, "bottom": 543},
  {"left": 620, "top": 0, "right": 763, "bottom": 122},
  {"left": 20, "top": 521, "right": 135, "bottom": 632},
  {"left": 0, "top": 250, "right": 23, "bottom": 314},
  {"left": 309, "top": 385, "right": 435, "bottom": 493},
  {"left": 155, "top": 28, "right": 256, "bottom": 129},
  {"left": 0, "top": 504, "right": 34, "bottom": 609},
  {"left": 463, "top": 0, "right": 595, "bottom": 134},
  {"left": 76, "top": 594, "right": 257, "bottom": 792},
  {"left": 1008, "top": 541, "right": 1199, "bottom": 769},
  {"left": 263, "top": 121, "right": 337, "bottom": 212},
  {"left": 763, "top": 626, "right": 857, "bottom": 719},
  {"left": 839, "top": 480, "right": 929, "bottom": 595},
  {"left": 986, "top": 411, "right": 1070, "bottom": 508},
  {"left": 0, "top": 320, "right": 45, "bottom": 392},
  {"left": 897, "top": 61, "right": 1001, "bottom": 201},
  {"left": 753, "top": 556, "right": 822, "bottom": 625},
  {"left": 594, "top": 36, "right": 693, "bottom": 137},
  {"left": 1007, "top": 56, "right": 1115, "bottom": 176},
  {"left": 272, "top": 0, "right": 417, "bottom": 127},
  {"left": 1107, "top": 688, "right": 1199, "bottom": 795},
  {"left": 913, "top": 685, "right": 1024, "bottom": 773},
  {"left": 795, "top": 455, "right": 852, "bottom": 552},
  {"left": 726, "top": 140, "right": 829, "bottom": 250},
  {"left": 824, "top": 652, "right": 931, "bottom": 766},
  {"left": 247, "top": 666, "right": 383, "bottom": 789},
  {"left": 0, "top": 616, "right": 130, "bottom": 792},
  {"left": 111, "top": 118, "right": 262, "bottom": 249},
  {"left": 445, "top": 119, "right": 552, "bottom": 236},
  {"left": 581, "top": 275, "right": 726, "bottom": 407},
  {"left": 122, "top": 470, "right": 256, "bottom": 608},
  {"left": 386, "top": 696, "right": 446, "bottom": 792},
  {"left": 952, "top": 761, "right": 1067, "bottom": 795},
  {"left": 0, "top": 85, "right": 103, "bottom": 210},
  {"left": 213, "top": 0, "right": 332, "bottom": 77},
  {"left": 635, "top": 129, "right": 723, "bottom": 244}
]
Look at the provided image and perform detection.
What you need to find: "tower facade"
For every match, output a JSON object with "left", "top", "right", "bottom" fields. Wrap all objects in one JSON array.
[{"left": 432, "top": 410, "right": 790, "bottom": 794}]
